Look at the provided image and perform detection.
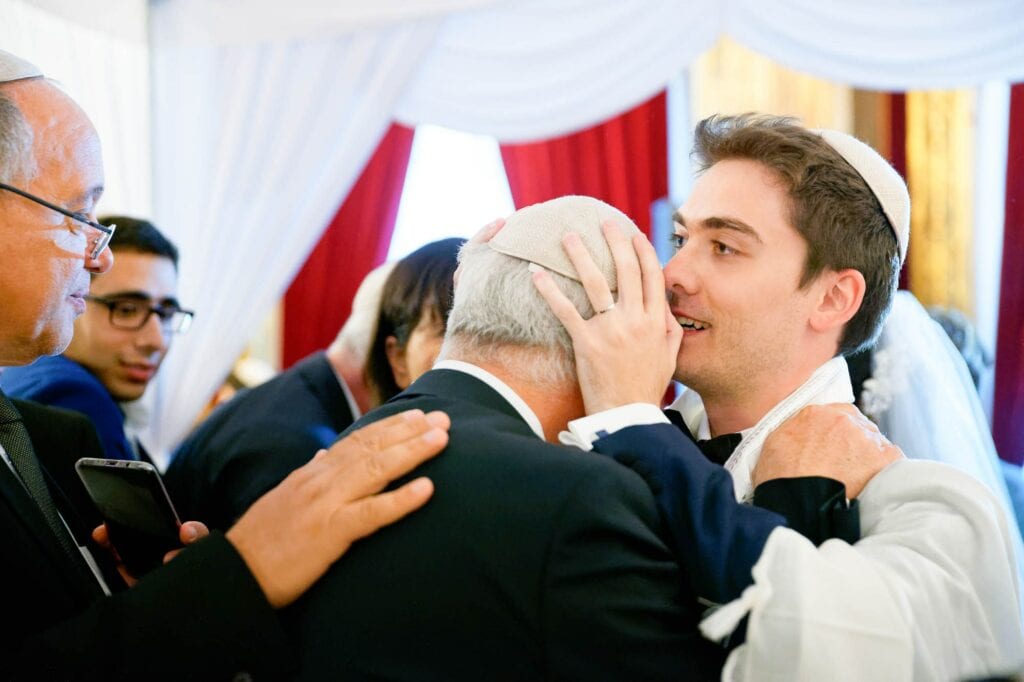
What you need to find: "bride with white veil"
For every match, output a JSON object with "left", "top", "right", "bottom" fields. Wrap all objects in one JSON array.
[{"left": 859, "top": 290, "right": 1024, "bottom": 600}]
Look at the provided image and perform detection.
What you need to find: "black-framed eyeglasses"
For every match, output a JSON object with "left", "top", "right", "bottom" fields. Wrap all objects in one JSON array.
[
  {"left": 84, "top": 295, "right": 195, "bottom": 334},
  {"left": 0, "top": 181, "right": 115, "bottom": 260}
]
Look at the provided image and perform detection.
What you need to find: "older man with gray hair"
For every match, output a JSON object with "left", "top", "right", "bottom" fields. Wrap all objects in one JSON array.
[
  {"left": 0, "top": 49, "right": 447, "bottom": 679},
  {"left": 279, "top": 195, "right": 867, "bottom": 680}
]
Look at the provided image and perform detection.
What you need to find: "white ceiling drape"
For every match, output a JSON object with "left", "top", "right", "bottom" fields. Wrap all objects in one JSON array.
[
  {"left": 727, "top": 0, "right": 1024, "bottom": 91},
  {"left": 153, "top": 0, "right": 1024, "bottom": 145}
]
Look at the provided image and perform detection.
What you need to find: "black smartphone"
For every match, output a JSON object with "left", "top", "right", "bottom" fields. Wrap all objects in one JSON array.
[{"left": 75, "top": 457, "right": 182, "bottom": 577}]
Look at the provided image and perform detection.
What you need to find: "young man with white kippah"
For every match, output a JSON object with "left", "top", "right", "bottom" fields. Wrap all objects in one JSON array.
[
  {"left": 282, "top": 194, "right": 864, "bottom": 679},
  {"left": 534, "top": 114, "right": 1024, "bottom": 680}
]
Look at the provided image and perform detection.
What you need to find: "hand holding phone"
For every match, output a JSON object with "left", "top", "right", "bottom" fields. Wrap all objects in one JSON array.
[{"left": 76, "top": 458, "right": 182, "bottom": 577}]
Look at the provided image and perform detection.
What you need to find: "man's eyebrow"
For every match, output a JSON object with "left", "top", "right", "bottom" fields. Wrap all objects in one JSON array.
[
  {"left": 673, "top": 211, "right": 763, "bottom": 244},
  {"left": 104, "top": 291, "right": 155, "bottom": 301},
  {"left": 157, "top": 296, "right": 182, "bottom": 308},
  {"left": 68, "top": 185, "right": 104, "bottom": 209},
  {"left": 704, "top": 217, "right": 764, "bottom": 244},
  {"left": 104, "top": 291, "right": 183, "bottom": 307}
]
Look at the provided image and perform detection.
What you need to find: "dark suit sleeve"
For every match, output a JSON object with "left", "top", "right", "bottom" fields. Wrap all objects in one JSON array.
[
  {"left": 166, "top": 439, "right": 321, "bottom": 531},
  {"left": 594, "top": 423, "right": 787, "bottom": 605},
  {"left": 540, "top": 465, "right": 724, "bottom": 680},
  {"left": 11, "top": 532, "right": 294, "bottom": 681},
  {"left": 210, "top": 444, "right": 319, "bottom": 529}
]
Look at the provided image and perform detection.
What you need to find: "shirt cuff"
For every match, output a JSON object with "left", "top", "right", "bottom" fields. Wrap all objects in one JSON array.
[{"left": 559, "top": 403, "right": 669, "bottom": 451}]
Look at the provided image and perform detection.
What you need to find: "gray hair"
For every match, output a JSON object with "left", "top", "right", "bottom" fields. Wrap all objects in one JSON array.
[
  {"left": 441, "top": 241, "right": 597, "bottom": 387},
  {"left": 0, "top": 87, "right": 36, "bottom": 184}
]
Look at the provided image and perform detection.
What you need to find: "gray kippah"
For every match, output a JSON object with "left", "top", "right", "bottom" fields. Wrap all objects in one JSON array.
[
  {"left": 488, "top": 195, "right": 641, "bottom": 292},
  {"left": 0, "top": 49, "right": 43, "bottom": 83},
  {"left": 815, "top": 129, "right": 911, "bottom": 264}
]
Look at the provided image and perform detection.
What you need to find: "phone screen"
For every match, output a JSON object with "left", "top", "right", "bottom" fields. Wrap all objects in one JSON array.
[{"left": 76, "top": 460, "right": 181, "bottom": 576}]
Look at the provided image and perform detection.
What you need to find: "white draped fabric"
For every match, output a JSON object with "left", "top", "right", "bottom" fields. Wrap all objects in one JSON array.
[
  {"left": 392, "top": 0, "right": 721, "bottom": 141},
  {"left": 395, "top": 0, "right": 1024, "bottom": 139},
  {"left": 146, "top": 0, "right": 507, "bottom": 45},
  {"left": 146, "top": 18, "right": 443, "bottom": 459},
  {"left": 863, "top": 291, "right": 1024, "bottom": 598},
  {"left": 0, "top": 0, "right": 151, "bottom": 216},
  {"left": 14, "top": 0, "right": 1023, "bottom": 455},
  {"left": 707, "top": 461, "right": 1024, "bottom": 680},
  {"left": 728, "top": 0, "right": 1024, "bottom": 90}
]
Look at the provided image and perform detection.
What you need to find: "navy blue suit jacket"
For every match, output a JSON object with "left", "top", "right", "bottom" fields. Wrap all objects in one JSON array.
[
  {"left": 165, "top": 352, "right": 355, "bottom": 530},
  {"left": 1, "top": 354, "right": 135, "bottom": 461},
  {"left": 594, "top": 424, "right": 786, "bottom": 606}
]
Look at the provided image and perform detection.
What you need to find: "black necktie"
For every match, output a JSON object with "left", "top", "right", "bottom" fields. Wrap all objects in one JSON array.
[
  {"left": 0, "top": 395, "right": 90, "bottom": 571},
  {"left": 696, "top": 433, "right": 743, "bottom": 466},
  {"left": 664, "top": 408, "right": 742, "bottom": 465}
]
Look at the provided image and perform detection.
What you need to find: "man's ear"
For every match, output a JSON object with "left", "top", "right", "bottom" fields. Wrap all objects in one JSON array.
[
  {"left": 809, "top": 268, "right": 866, "bottom": 333},
  {"left": 384, "top": 336, "right": 411, "bottom": 389}
]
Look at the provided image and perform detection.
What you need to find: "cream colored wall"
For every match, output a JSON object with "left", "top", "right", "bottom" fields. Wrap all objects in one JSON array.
[
  {"left": 690, "top": 38, "right": 853, "bottom": 132},
  {"left": 906, "top": 91, "right": 976, "bottom": 314}
]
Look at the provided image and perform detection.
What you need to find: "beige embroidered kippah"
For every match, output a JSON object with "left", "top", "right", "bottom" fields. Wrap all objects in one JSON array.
[
  {"left": 0, "top": 49, "right": 43, "bottom": 83},
  {"left": 815, "top": 129, "right": 911, "bottom": 264},
  {"left": 488, "top": 195, "right": 640, "bottom": 292}
]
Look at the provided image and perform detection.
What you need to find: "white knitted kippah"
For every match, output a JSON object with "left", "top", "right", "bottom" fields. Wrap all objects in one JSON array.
[
  {"left": 0, "top": 49, "right": 43, "bottom": 84},
  {"left": 815, "top": 129, "right": 911, "bottom": 264},
  {"left": 488, "top": 195, "right": 641, "bottom": 292}
]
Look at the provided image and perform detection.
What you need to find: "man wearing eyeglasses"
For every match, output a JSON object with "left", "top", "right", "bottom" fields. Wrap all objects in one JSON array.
[
  {"left": 0, "top": 49, "right": 449, "bottom": 679},
  {"left": 2, "top": 217, "right": 193, "bottom": 462}
]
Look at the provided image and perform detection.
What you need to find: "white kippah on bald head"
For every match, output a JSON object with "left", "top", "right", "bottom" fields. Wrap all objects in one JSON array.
[
  {"left": 488, "top": 195, "right": 641, "bottom": 292},
  {"left": 0, "top": 49, "right": 43, "bottom": 84},
  {"left": 815, "top": 129, "right": 911, "bottom": 264}
]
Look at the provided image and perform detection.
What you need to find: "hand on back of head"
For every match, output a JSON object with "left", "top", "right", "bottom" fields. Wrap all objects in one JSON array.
[{"left": 533, "top": 221, "right": 681, "bottom": 413}]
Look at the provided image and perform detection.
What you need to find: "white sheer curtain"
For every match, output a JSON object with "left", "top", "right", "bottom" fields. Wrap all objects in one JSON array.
[
  {"left": 973, "top": 82, "right": 1012, "bottom": 421},
  {"left": 146, "top": 18, "right": 443, "bottom": 461},
  {"left": 0, "top": 0, "right": 151, "bottom": 215}
]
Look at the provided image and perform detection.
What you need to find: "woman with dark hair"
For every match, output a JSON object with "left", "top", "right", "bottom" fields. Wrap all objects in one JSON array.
[{"left": 366, "top": 237, "right": 464, "bottom": 404}]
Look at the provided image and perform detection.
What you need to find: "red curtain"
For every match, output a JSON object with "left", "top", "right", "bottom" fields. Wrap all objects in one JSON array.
[
  {"left": 282, "top": 123, "right": 415, "bottom": 368},
  {"left": 993, "top": 83, "right": 1024, "bottom": 465},
  {"left": 887, "top": 93, "right": 911, "bottom": 290},
  {"left": 499, "top": 92, "right": 668, "bottom": 239}
]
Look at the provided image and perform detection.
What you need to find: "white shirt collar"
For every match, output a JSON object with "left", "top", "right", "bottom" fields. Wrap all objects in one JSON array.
[
  {"left": 433, "top": 360, "right": 546, "bottom": 440},
  {"left": 668, "top": 355, "right": 854, "bottom": 501},
  {"left": 333, "top": 370, "right": 362, "bottom": 420}
]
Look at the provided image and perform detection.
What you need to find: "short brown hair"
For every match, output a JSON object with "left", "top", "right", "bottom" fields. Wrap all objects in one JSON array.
[{"left": 692, "top": 113, "right": 901, "bottom": 355}]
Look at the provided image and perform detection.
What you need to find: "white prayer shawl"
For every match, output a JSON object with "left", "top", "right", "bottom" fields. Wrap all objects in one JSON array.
[
  {"left": 673, "top": 356, "right": 1024, "bottom": 678},
  {"left": 671, "top": 356, "right": 854, "bottom": 501},
  {"left": 704, "top": 460, "right": 1024, "bottom": 681}
]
